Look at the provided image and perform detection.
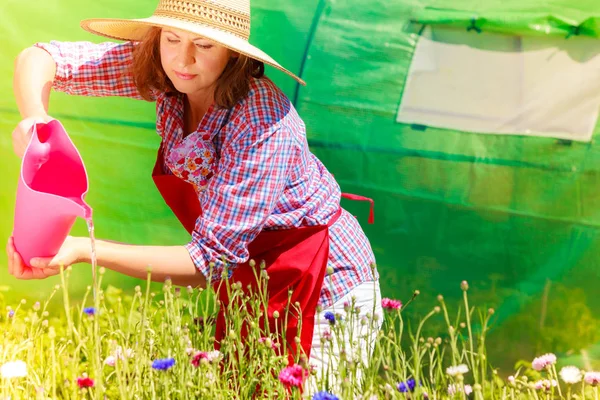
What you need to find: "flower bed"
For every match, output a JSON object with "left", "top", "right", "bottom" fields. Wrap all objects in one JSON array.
[{"left": 0, "top": 268, "right": 599, "bottom": 399}]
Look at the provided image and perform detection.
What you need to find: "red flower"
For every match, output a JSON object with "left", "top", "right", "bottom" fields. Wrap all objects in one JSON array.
[
  {"left": 191, "top": 351, "right": 208, "bottom": 368},
  {"left": 278, "top": 364, "right": 308, "bottom": 389},
  {"left": 202, "top": 134, "right": 211, "bottom": 140},
  {"left": 381, "top": 298, "right": 402, "bottom": 310},
  {"left": 77, "top": 377, "right": 95, "bottom": 388},
  {"left": 194, "top": 157, "right": 203, "bottom": 164},
  {"left": 181, "top": 171, "right": 190, "bottom": 180}
]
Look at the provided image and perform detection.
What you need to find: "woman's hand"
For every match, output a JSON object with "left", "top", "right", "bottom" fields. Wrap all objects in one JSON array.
[
  {"left": 11, "top": 115, "right": 55, "bottom": 158},
  {"left": 6, "top": 236, "right": 89, "bottom": 280}
]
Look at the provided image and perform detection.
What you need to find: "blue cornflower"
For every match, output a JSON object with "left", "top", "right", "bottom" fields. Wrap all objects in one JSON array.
[
  {"left": 83, "top": 307, "right": 95, "bottom": 316},
  {"left": 152, "top": 358, "right": 176, "bottom": 371},
  {"left": 8, "top": 310, "right": 14, "bottom": 318},
  {"left": 312, "top": 391, "right": 339, "bottom": 400},
  {"left": 324, "top": 311, "right": 336, "bottom": 325},
  {"left": 397, "top": 378, "right": 417, "bottom": 393}
]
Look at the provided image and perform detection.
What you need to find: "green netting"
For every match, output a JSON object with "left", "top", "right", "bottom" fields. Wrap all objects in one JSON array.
[{"left": 1, "top": 0, "right": 600, "bottom": 371}]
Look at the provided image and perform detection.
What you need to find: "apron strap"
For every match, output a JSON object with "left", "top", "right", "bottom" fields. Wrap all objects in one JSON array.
[{"left": 341, "top": 192, "right": 375, "bottom": 224}]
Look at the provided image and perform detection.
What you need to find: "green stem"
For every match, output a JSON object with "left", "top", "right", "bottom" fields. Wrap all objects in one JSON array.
[
  {"left": 413, "top": 308, "right": 437, "bottom": 389},
  {"left": 463, "top": 291, "right": 478, "bottom": 384}
]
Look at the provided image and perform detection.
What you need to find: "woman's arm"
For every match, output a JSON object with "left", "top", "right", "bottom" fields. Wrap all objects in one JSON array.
[
  {"left": 11, "top": 47, "right": 57, "bottom": 156},
  {"left": 13, "top": 46, "right": 56, "bottom": 119},
  {"left": 86, "top": 239, "right": 207, "bottom": 288},
  {"left": 31, "top": 40, "right": 149, "bottom": 100},
  {"left": 7, "top": 235, "right": 206, "bottom": 288}
]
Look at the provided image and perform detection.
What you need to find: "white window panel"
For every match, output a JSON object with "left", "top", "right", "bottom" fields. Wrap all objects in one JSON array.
[{"left": 397, "top": 26, "right": 600, "bottom": 142}]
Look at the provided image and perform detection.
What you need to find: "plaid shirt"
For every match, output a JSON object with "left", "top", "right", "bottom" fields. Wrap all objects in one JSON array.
[{"left": 34, "top": 40, "right": 377, "bottom": 307}]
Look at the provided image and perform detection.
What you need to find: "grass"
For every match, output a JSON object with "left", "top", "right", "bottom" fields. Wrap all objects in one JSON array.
[{"left": 0, "top": 265, "right": 599, "bottom": 399}]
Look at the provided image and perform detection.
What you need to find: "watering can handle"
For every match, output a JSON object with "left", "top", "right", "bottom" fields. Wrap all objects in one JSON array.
[{"left": 27, "top": 123, "right": 51, "bottom": 170}]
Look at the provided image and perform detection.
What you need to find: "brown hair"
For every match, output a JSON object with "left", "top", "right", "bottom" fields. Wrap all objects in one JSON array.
[{"left": 130, "top": 27, "right": 264, "bottom": 108}]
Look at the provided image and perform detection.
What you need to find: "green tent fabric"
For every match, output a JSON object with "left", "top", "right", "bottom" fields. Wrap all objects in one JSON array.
[
  {"left": 1, "top": 0, "right": 600, "bottom": 371},
  {"left": 412, "top": 0, "right": 600, "bottom": 38}
]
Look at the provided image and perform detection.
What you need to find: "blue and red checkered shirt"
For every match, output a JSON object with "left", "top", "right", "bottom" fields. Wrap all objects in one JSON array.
[{"left": 34, "top": 40, "right": 378, "bottom": 307}]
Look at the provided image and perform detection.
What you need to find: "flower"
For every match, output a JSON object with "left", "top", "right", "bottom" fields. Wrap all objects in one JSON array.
[
  {"left": 152, "top": 358, "right": 176, "bottom": 371},
  {"left": 397, "top": 378, "right": 416, "bottom": 393},
  {"left": 117, "top": 346, "right": 133, "bottom": 359},
  {"left": 206, "top": 350, "right": 222, "bottom": 363},
  {"left": 560, "top": 366, "right": 582, "bottom": 384},
  {"left": 532, "top": 353, "right": 557, "bottom": 371},
  {"left": 448, "top": 384, "right": 472, "bottom": 396},
  {"left": 106, "top": 345, "right": 133, "bottom": 365},
  {"left": 324, "top": 312, "right": 336, "bottom": 325},
  {"left": 259, "top": 337, "right": 277, "bottom": 350},
  {"left": 0, "top": 361, "right": 27, "bottom": 379},
  {"left": 76, "top": 376, "right": 95, "bottom": 388},
  {"left": 278, "top": 364, "right": 308, "bottom": 389},
  {"left": 446, "top": 364, "right": 469, "bottom": 376},
  {"left": 584, "top": 371, "right": 600, "bottom": 386},
  {"left": 104, "top": 356, "right": 116, "bottom": 367},
  {"left": 191, "top": 352, "right": 208, "bottom": 367},
  {"left": 83, "top": 307, "right": 95, "bottom": 316},
  {"left": 312, "top": 391, "right": 339, "bottom": 400},
  {"left": 8, "top": 310, "right": 14, "bottom": 318},
  {"left": 381, "top": 298, "right": 402, "bottom": 310},
  {"left": 533, "top": 379, "right": 557, "bottom": 391},
  {"left": 191, "top": 350, "right": 221, "bottom": 367},
  {"left": 508, "top": 376, "right": 516, "bottom": 385},
  {"left": 185, "top": 347, "right": 196, "bottom": 356}
]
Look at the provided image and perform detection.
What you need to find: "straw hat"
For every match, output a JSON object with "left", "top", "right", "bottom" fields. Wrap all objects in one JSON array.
[{"left": 80, "top": 0, "right": 305, "bottom": 85}]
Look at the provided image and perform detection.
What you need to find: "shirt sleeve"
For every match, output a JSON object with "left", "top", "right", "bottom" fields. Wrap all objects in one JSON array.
[
  {"left": 33, "top": 40, "right": 153, "bottom": 100},
  {"left": 184, "top": 118, "right": 296, "bottom": 282}
]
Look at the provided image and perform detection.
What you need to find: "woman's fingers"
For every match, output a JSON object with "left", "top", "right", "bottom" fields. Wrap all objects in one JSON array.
[{"left": 6, "top": 237, "right": 14, "bottom": 276}]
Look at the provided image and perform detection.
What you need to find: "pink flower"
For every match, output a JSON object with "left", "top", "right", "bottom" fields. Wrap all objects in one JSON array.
[
  {"left": 191, "top": 350, "right": 221, "bottom": 367},
  {"left": 77, "top": 376, "right": 94, "bottom": 389},
  {"left": 191, "top": 352, "right": 208, "bottom": 367},
  {"left": 104, "top": 356, "right": 116, "bottom": 367},
  {"left": 533, "top": 379, "right": 557, "bottom": 391},
  {"left": 278, "top": 364, "right": 308, "bottom": 389},
  {"left": 258, "top": 337, "right": 277, "bottom": 350},
  {"left": 448, "top": 384, "right": 472, "bottom": 396},
  {"left": 585, "top": 372, "right": 600, "bottom": 386},
  {"left": 185, "top": 347, "right": 196, "bottom": 356},
  {"left": 381, "top": 298, "right": 402, "bottom": 310},
  {"left": 532, "top": 353, "right": 557, "bottom": 371}
]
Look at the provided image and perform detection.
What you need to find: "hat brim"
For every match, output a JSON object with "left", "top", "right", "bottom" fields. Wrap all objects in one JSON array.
[{"left": 80, "top": 16, "right": 306, "bottom": 86}]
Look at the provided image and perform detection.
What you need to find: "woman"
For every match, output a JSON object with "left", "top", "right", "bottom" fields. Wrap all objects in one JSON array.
[{"left": 7, "top": 0, "right": 382, "bottom": 374}]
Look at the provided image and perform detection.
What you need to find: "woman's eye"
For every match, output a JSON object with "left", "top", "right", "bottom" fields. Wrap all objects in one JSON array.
[
  {"left": 196, "top": 44, "right": 213, "bottom": 49},
  {"left": 167, "top": 38, "right": 179, "bottom": 43}
]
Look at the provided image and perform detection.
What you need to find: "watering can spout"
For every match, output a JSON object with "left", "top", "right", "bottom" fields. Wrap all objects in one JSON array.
[
  {"left": 13, "top": 119, "right": 91, "bottom": 266},
  {"left": 82, "top": 204, "right": 92, "bottom": 220}
]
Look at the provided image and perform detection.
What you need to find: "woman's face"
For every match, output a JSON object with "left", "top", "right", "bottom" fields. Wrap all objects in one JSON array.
[{"left": 160, "top": 28, "right": 234, "bottom": 99}]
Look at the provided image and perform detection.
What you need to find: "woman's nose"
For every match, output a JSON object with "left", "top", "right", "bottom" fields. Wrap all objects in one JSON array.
[{"left": 177, "top": 43, "right": 196, "bottom": 67}]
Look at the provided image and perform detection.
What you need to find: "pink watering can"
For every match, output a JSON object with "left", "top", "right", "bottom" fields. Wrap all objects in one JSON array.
[{"left": 13, "top": 119, "right": 92, "bottom": 267}]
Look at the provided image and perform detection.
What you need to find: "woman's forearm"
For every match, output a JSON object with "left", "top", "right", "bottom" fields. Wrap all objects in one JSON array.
[
  {"left": 13, "top": 46, "right": 56, "bottom": 118},
  {"left": 81, "top": 240, "right": 207, "bottom": 288}
]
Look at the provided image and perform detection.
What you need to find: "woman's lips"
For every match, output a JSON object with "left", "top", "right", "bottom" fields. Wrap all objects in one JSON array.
[{"left": 174, "top": 71, "right": 197, "bottom": 80}]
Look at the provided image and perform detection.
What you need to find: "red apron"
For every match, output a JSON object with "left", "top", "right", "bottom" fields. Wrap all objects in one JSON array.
[{"left": 152, "top": 144, "right": 340, "bottom": 363}]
